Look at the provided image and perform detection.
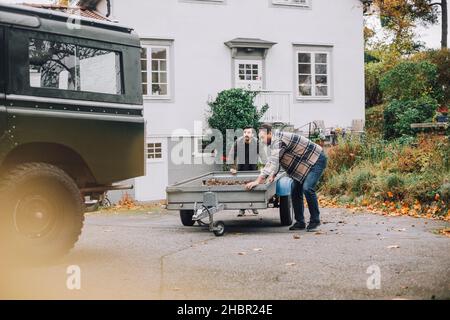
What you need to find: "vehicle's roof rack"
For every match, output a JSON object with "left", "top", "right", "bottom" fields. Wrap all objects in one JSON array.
[{"left": 0, "top": 3, "right": 134, "bottom": 34}]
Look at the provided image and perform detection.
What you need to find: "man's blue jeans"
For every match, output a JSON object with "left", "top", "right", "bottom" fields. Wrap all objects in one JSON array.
[{"left": 291, "top": 152, "right": 328, "bottom": 224}]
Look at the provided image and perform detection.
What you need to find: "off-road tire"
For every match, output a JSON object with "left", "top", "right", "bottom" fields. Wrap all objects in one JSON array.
[{"left": 0, "top": 163, "right": 85, "bottom": 262}]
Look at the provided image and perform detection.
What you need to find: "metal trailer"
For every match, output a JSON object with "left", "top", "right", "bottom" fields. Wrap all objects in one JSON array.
[{"left": 166, "top": 171, "right": 294, "bottom": 236}]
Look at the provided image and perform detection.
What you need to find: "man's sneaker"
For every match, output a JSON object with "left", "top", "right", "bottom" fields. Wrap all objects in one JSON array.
[
  {"left": 237, "top": 210, "right": 245, "bottom": 217},
  {"left": 252, "top": 209, "right": 259, "bottom": 215},
  {"left": 289, "top": 222, "right": 306, "bottom": 230},
  {"left": 306, "top": 222, "right": 321, "bottom": 232}
]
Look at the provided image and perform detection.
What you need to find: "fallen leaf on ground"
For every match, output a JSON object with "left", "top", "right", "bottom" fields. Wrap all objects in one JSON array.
[
  {"left": 438, "top": 228, "right": 450, "bottom": 238},
  {"left": 285, "top": 262, "right": 296, "bottom": 267}
]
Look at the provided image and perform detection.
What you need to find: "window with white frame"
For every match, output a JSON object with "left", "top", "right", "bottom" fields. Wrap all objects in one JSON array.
[
  {"left": 297, "top": 51, "right": 330, "bottom": 98},
  {"left": 273, "top": 0, "right": 310, "bottom": 7},
  {"left": 141, "top": 45, "right": 170, "bottom": 98},
  {"left": 147, "top": 142, "right": 163, "bottom": 160}
]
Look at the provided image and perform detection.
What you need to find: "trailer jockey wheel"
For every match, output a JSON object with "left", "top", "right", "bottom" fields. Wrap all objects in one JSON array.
[{"left": 213, "top": 221, "right": 225, "bottom": 237}]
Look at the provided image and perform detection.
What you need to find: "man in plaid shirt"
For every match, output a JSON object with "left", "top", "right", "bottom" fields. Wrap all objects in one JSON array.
[{"left": 246, "top": 124, "right": 328, "bottom": 232}]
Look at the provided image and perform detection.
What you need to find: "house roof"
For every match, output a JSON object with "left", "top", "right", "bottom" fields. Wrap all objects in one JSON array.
[{"left": 23, "top": 2, "right": 110, "bottom": 21}]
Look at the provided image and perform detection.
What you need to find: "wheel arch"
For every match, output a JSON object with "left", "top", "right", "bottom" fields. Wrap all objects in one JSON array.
[{"left": 0, "top": 142, "right": 96, "bottom": 188}]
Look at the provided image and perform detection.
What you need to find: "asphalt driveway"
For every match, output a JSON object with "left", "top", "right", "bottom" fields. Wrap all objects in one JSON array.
[{"left": 1, "top": 208, "right": 449, "bottom": 300}]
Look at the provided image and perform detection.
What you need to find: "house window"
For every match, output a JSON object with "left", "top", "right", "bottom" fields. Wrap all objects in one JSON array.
[
  {"left": 296, "top": 51, "right": 330, "bottom": 98},
  {"left": 273, "top": 0, "right": 310, "bottom": 7},
  {"left": 141, "top": 45, "right": 170, "bottom": 98},
  {"left": 147, "top": 142, "right": 163, "bottom": 160}
]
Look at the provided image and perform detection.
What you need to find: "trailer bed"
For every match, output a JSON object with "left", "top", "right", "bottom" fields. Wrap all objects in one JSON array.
[{"left": 166, "top": 171, "right": 284, "bottom": 211}]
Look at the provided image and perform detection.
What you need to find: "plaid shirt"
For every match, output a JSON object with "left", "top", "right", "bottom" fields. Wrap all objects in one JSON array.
[{"left": 260, "top": 131, "right": 323, "bottom": 183}]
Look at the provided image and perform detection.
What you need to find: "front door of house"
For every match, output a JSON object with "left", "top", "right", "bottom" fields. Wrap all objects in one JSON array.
[{"left": 235, "top": 60, "right": 263, "bottom": 91}]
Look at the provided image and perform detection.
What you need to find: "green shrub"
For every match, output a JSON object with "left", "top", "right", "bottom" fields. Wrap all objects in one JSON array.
[
  {"left": 370, "top": 172, "right": 405, "bottom": 198},
  {"left": 326, "top": 137, "right": 363, "bottom": 173},
  {"left": 350, "top": 169, "right": 374, "bottom": 195},
  {"left": 365, "top": 62, "right": 385, "bottom": 108},
  {"left": 323, "top": 173, "right": 349, "bottom": 196},
  {"left": 383, "top": 96, "right": 438, "bottom": 139},
  {"left": 385, "top": 174, "right": 405, "bottom": 192},
  {"left": 412, "top": 49, "right": 450, "bottom": 105},
  {"left": 403, "top": 172, "right": 443, "bottom": 203},
  {"left": 365, "top": 105, "right": 385, "bottom": 138},
  {"left": 206, "top": 88, "right": 269, "bottom": 155},
  {"left": 438, "top": 182, "right": 450, "bottom": 202},
  {"left": 361, "top": 136, "right": 390, "bottom": 163},
  {"left": 436, "top": 137, "right": 450, "bottom": 171},
  {"left": 380, "top": 61, "right": 442, "bottom": 102},
  {"left": 396, "top": 135, "right": 417, "bottom": 146},
  {"left": 207, "top": 88, "right": 268, "bottom": 134}
]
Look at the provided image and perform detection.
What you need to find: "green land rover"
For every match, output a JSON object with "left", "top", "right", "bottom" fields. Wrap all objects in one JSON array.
[{"left": 0, "top": 4, "right": 145, "bottom": 261}]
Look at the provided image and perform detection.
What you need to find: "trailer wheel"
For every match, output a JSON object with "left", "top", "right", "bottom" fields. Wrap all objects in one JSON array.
[
  {"left": 213, "top": 221, "right": 225, "bottom": 237},
  {"left": 279, "top": 196, "right": 293, "bottom": 226},
  {"left": 0, "top": 163, "right": 84, "bottom": 262},
  {"left": 180, "top": 210, "right": 195, "bottom": 226}
]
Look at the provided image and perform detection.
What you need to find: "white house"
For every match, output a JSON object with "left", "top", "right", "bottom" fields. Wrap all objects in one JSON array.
[{"left": 74, "top": 0, "right": 366, "bottom": 202}]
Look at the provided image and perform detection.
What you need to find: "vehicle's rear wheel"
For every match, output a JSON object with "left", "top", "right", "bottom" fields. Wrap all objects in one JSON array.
[
  {"left": 279, "top": 196, "right": 293, "bottom": 226},
  {"left": 180, "top": 210, "right": 195, "bottom": 226},
  {"left": 0, "top": 163, "right": 85, "bottom": 262}
]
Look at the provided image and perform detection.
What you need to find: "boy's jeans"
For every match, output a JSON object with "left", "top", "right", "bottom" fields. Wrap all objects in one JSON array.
[{"left": 291, "top": 152, "right": 328, "bottom": 224}]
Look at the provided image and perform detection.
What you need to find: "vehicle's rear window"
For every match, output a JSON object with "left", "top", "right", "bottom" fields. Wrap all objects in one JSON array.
[{"left": 28, "top": 38, "right": 123, "bottom": 95}]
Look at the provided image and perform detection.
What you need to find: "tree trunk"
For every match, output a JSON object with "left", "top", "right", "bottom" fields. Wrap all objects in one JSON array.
[{"left": 442, "top": 0, "right": 448, "bottom": 48}]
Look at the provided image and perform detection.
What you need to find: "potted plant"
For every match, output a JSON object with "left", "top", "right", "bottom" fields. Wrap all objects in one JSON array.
[{"left": 310, "top": 127, "right": 326, "bottom": 147}]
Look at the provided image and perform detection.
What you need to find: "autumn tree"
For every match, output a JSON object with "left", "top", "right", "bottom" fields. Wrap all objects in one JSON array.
[{"left": 364, "top": 0, "right": 448, "bottom": 51}]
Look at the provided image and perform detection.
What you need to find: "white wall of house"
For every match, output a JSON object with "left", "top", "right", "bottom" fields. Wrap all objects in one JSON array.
[
  {"left": 105, "top": 0, "right": 365, "bottom": 201},
  {"left": 111, "top": 0, "right": 365, "bottom": 134}
]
